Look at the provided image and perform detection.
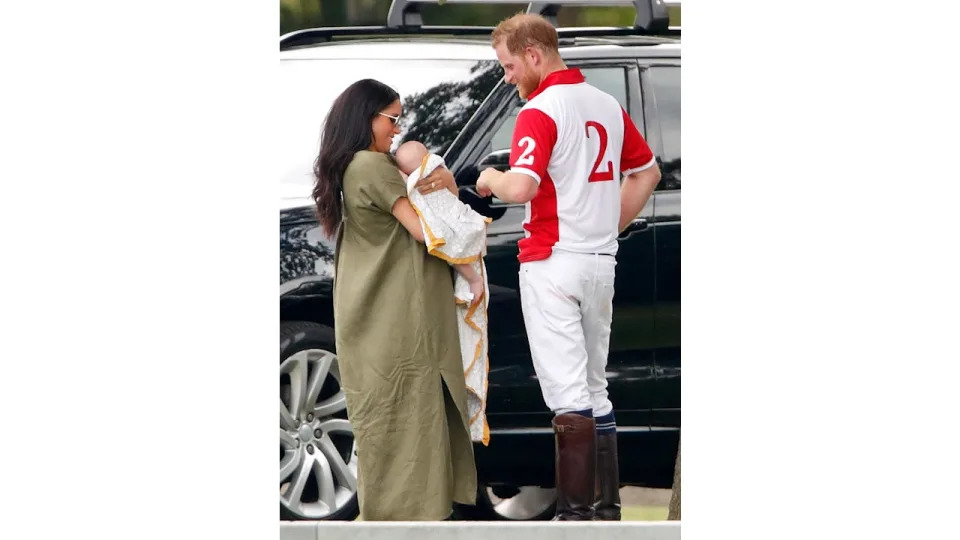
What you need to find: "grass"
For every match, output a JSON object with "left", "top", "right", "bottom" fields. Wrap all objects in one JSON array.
[
  {"left": 353, "top": 505, "right": 671, "bottom": 521},
  {"left": 621, "top": 505, "right": 669, "bottom": 521}
]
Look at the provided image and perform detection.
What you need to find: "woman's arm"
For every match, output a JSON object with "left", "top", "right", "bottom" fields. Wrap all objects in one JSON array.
[{"left": 391, "top": 197, "right": 425, "bottom": 243}]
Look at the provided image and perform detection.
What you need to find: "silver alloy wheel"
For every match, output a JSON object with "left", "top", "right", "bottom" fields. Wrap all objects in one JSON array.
[
  {"left": 280, "top": 348, "right": 358, "bottom": 519},
  {"left": 485, "top": 486, "right": 557, "bottom": 520}
]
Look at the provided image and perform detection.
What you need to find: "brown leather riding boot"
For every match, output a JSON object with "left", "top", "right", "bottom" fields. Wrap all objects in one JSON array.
[
  {"left": 552, "top": 413, "right": 596, "bottom": 521},
  {"left": 594, "top": 431, "right": 622, "bottom": 520}
]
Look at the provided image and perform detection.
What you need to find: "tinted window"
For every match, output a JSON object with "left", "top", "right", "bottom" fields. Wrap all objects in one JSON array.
[
  {"left": 398, "top": 60, "right": 504, "bottom": 155},
  {"left": 279, "top": 59, "right": 502, "bottom": 198},
  {"left": 583, "top": 67, "right": 628, "bottom": 111},
  {"left": 650, "top": 66, "right": 680, "bottom": 190}
]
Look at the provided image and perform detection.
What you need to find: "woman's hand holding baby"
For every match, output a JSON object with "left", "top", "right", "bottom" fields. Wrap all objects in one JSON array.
[{"left": 415, "top": 167, "right": 457, "bottom": 196}]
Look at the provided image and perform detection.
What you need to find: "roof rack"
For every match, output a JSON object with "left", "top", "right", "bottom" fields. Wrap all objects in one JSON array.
[
  {"left": 280, "top": 1, "right": 679, "bottom": 51},
  {"left": 280, "top": 25, "right": 496, "bottom": 50},
  {"left": 528, "top": 1, "right": 668, "bottom": 30},
  {"left": 387, "top": 0, "right": 670, "bottom": 32},
  {"left": 280, "top": 25, "right": 677, "bottom": 51}
]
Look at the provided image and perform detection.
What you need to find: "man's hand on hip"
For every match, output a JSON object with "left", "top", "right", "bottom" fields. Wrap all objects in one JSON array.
[{"left": 619, "top": 164, "right": 661, "bottom": 232}]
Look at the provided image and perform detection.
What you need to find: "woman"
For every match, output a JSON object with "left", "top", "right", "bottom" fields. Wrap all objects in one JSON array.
[{"left": 312, "top": 79, "right": 477, "bottom": 521}]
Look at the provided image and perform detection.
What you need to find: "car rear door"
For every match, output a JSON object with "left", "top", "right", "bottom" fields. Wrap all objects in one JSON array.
[
  {"left": 640, "top": 61, "right": 681, "bottom": 430},
  {"left": 446, "top": 60, "right": 658, "bottom": 429}
]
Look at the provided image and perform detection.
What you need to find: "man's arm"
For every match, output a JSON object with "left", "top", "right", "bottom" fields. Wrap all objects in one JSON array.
[
  {"left": 618, "top": 105, "right": 660, "bottom": 232},
  {"left": 619, "top": 164, "right": 661, "bottom": 232},
  {"left": 477, "top": 107, "right": 554, "bottom": 204},
  {"left": 477, "top": 168, "right": 538, "bottom": 204}
]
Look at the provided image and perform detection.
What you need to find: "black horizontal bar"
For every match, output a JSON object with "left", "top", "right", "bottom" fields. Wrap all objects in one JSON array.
[
  {"left": 280, "top": 24, "right": 676, "bottom": 51},
  {"left": 280, "top": 26, "right": 497, "bottom": 50}
]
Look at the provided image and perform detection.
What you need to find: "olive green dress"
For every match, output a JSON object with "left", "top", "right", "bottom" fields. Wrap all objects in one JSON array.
[{"left": 333, "top": 150, "right": 477, "bottom": 521}]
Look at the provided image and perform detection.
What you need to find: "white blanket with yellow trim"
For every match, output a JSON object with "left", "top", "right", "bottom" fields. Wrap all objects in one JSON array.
[{"left": 405, "top": 153, "right": 492, "bottom": 445}]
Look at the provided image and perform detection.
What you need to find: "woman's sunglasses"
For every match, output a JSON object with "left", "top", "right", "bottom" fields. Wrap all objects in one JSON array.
[{"left": 378, "top": 112, "right": 402, "bottom": 126}]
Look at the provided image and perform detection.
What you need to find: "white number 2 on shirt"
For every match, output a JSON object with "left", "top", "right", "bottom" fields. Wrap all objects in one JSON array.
[{"left": 515, "top": 136, "right": 536, "bottom": 166}]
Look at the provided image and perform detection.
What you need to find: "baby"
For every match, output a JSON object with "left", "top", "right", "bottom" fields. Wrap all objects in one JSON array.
[
  {"left": 395, "top": 140, "right": 493, "bottom": 445},
  {"left": 395, "top": 141, "right": 486, "bottom": 304}
]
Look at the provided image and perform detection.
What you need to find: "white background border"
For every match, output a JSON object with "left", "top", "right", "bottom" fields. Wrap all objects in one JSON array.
[{"left": 2, "top": 1, "right": 960, "bottom": 539}]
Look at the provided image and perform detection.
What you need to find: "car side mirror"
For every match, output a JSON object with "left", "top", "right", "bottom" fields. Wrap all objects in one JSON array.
[{"left": 477, "top": 149, "right": 511, "bottom": 173}]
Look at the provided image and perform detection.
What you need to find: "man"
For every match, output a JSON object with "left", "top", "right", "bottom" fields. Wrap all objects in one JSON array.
[{"left": 478, "top": 13, "right": 661, "bottom": 521}]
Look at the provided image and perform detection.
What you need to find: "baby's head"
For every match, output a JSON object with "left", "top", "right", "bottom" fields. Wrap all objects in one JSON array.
[{"left": 395, "top": 141, "right": 429, "bottom": 175}]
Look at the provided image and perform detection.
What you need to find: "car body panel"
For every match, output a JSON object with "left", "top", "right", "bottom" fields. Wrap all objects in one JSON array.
[{"left": 279, "top": 35, "right": 680, "bottom": 489}]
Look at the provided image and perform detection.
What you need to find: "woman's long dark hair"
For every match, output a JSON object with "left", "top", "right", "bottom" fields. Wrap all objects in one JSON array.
[{"left": 312, "top": 79, "right": 400, "bottom": 237}]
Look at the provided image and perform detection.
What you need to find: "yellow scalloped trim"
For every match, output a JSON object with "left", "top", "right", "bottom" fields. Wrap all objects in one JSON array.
[
  {"left": 462, "top": 263, "right": 491, "bottom": 446},
  {"left": 417, "top": 153, "right": 431, "bottom": 179},
  {"left": 429, "top": 250, "right": 481, "bottom": 265},
  {"left": 411, "top": 161, "right": 493, "bottom": 446},
  {"left": 408, "top": 201, "right": 445, "bottom": 250}
]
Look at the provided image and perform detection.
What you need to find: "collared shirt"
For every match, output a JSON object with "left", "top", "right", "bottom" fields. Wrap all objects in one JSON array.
[{"left": 508, "top": 68, "right": 656, "bottom": 262}]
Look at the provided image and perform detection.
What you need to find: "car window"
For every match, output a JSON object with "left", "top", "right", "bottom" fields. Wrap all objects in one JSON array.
[
  {"left": 398, "top": 60, "right": 504, "bottom": 156},
  {"left": 489, "top": 66, "right": 630, "bottom": 153},
  {"left": 583, "top": 66, "right": 628, "bottom": 111},
  {"left": 650, "top": 66, "right": 680, "bottom": 191},
  {"left": 279, "top": 58, "right": 502, "bottom": 197}
]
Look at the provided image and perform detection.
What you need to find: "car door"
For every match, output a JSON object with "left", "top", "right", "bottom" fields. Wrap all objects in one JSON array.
[
  {"left": 446, "top": 60, "right": 658, "bottom": 430},
  {"left": 642, "top": 62, "right": 681, "bottom": 429},
  {"left": 446, "top": 75, "right": 543, "bottom": 429}
]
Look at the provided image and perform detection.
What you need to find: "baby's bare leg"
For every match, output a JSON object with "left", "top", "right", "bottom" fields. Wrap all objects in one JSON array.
[{"left": 454, "top": 263, "right": 484, "bottom": 304}]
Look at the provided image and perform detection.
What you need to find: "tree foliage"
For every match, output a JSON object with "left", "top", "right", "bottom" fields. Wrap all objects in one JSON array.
[{"left": 280, "top": 0, "right": 680, "bottom": 35}]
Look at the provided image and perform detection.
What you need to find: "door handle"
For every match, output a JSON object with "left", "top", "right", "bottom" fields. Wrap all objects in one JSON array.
[
  {"left": 491, "top": 196, "right": 524, "bottom": 208},
  {"left": 618, "top": 217, "right": 648, "bottom": 238}
]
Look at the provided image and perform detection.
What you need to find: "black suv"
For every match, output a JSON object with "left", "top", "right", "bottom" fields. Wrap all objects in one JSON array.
[{"left": 279, "top": 0, "right": 680, "bottom": 521}]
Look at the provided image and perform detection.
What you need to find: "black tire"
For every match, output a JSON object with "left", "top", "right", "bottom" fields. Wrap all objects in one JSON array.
[
  {"left": 280, "top": 321, "right": 359, "bottom": 521},
  {"left": 458, "top": 484, "right": 557, "bottom": 521}
]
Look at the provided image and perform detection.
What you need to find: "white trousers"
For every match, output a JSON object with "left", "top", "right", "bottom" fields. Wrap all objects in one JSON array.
[{"left": 518, "top": 250, "right": 617, "bottom": 416}]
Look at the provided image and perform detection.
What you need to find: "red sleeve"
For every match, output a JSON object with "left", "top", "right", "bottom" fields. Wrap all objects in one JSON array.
[
  {"left": 509, "top": 108, "right": 557, "bottom": 184},
  {"left": 620, "top": 107, "right": 655, "bottom": 172}
]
